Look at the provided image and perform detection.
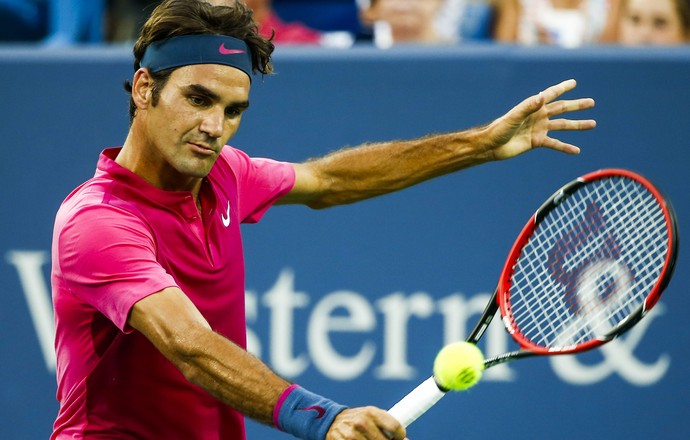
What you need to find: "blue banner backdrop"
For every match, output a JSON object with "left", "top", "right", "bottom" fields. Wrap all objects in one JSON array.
[{"left": 1, "top": 44, "right": 689, "bottom": 439}]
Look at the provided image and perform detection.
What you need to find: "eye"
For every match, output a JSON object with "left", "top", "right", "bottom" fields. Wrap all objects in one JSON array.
[
  {"left": 188, "top": 95, "right": 209, "bottom": 107},
  {"left": 628, "top": 14, "right": 641, "bottom": 25},
  {"left": 225, "top": 107, "right": 245, "bottom": 118},
  {"left": 653, "top": 17, "right": 669, "bottom": 30}
]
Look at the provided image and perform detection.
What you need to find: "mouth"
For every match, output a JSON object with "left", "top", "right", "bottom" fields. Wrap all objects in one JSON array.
[{"left": 187, "top": 142, "right": 217, "bottom": 156}]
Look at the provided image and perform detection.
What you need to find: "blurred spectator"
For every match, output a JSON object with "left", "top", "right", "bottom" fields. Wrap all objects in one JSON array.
[
  {"left": 45, "top": 0, "right": 105, "bottom": 44},
  {"left": 105, "top": 1, "right": 354, "bottom": 46},
  {"left": 243, "top": 0, "right": 322, "bottom": 44},
  {"left": 494, "top": 0, "right": 613, "bottom": 47},
  {"left": 356, "top": 0, "right": 497, "bottom": 47},
  {"left": 450, "top": 0, "right": 498, "bottom": 42},
  {"left": 0, "top": 0, "right": 105, "bottom": 44},
  {"left": 614, "top": 0, "right": 690, "bottom": 45},
  {"left": 0, "top": 0, "right": 47, "bottom": 41},
  {"left": 357, "top": 0, "right": 453, "bottom": 47},
  {"left": 106, "top": 0, "right": 158, "bottom": 43}
]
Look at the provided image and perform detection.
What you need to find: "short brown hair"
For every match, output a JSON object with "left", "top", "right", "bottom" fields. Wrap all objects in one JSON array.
[{"left": 124, "top": 0, "right": 274, "bottom": 121}]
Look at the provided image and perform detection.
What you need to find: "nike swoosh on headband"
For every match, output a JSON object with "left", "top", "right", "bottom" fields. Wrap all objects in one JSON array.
[{"left": 219, "top": 43, "right": 245, "bottom": 55}]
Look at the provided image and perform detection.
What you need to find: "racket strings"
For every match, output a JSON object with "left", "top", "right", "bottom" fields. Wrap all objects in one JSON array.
[
  {"left": 508, "top": 177, "right": 669, "bottom": 350},
  {"left": 565, "top": 184, "right": 665, "bottom": 322}
]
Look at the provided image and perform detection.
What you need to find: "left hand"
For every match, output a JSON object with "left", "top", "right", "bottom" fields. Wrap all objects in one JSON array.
[{"left": 484, "top": 79, "right": 596, "bottom": 160}]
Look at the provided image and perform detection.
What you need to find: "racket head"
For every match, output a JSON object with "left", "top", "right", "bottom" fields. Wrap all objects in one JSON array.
[{"left": 497, "top": 169, "right": 678, "bottom": 355}]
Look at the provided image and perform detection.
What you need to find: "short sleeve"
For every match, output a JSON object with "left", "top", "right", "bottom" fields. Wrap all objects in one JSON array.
[
  {"left": 56, "top": 204, "right": 177, "bottom": 331},
  {"left": 219, "top": 147, "right": 295, "bottom": 223}
]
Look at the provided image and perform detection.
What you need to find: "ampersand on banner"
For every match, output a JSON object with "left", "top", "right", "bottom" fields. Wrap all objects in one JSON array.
[{"left": 550, "top": 305, "right": 670, "bottom": 386}]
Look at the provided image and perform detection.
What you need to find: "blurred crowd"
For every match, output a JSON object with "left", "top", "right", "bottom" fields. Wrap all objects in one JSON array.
[{"left": 1, "top": 0, "right": 689, "bottom": 47}]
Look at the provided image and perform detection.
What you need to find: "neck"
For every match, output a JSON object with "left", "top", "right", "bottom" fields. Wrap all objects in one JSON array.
[{"left": 117, "top": 129, "right": 203, "bottom": 198}]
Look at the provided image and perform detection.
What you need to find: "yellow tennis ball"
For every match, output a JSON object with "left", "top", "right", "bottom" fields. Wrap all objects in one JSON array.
[{"left": 433, "top": 342, "right": 485, "bottom": 391}]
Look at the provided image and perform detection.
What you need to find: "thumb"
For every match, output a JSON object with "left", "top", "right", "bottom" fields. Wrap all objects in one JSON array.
[
  {"left": 501, "top": 92, "right": 545, "bottom": 129},
  {"left": 512, "top": 91, "right": 545, "bottom": 121},
  {"left": 496, "top": 91, "right": 544, "bottom": 134}
]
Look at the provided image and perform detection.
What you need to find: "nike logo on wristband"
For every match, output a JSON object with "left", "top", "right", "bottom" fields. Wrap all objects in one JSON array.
[
  {"left": 218, "top": 43, "right": 246, "bottom": 55},
  {"left": 297, "top": 406, "right": 326, "bottom": 419}
]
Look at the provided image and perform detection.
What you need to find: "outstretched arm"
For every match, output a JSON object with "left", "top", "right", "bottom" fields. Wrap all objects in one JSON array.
[{"left": 280, "top": 79, "right": 595, "bottom": 209}]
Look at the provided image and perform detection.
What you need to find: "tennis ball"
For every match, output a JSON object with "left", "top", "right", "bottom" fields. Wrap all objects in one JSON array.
[{"left": 433, "top": 342, "right": 485, "bottom": 391}]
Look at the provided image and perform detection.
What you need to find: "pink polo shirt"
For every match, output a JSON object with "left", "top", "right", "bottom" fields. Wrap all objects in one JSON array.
[{"left": 51, "top": 147, "right": 295, "bottom": 439}]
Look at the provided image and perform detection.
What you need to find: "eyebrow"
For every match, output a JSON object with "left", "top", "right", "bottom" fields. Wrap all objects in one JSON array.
[{"left": 184, "top": 83, "right": 250, "bottom": 110}]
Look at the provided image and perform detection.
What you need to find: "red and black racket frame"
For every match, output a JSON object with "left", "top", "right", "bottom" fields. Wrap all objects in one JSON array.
[{"left": 465, "top": 169, "right": 679, "bottom": 369}]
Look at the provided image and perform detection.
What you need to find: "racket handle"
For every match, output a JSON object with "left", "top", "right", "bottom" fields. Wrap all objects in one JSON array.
[{"left": 387, "top": 376, "right": 446, "bottom": 427}]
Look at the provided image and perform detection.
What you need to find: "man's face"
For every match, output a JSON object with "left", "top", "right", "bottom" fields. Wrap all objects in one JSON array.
[
  {"left": 620, "top": 0, "right": 687, "bottom": 45},
  {"left": 139, "top": 64, "right": 250, "bottom": 187}
]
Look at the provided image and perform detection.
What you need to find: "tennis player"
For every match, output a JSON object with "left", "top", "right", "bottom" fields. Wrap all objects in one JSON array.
[{"left": 50, "top": 1, "right": 595, "bottom": 439}]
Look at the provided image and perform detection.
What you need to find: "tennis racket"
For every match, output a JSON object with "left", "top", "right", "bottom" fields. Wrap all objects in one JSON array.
[{"left": 388, "top": 168, "right": 678, "bottom": 427}]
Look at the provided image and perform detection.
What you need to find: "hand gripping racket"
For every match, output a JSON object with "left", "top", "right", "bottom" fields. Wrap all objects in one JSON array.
[{"left": 388, "top": 168, "right": 679, "bottom": 427}]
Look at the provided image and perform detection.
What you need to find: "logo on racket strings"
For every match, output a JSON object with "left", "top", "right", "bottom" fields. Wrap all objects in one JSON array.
[{"left": 547, "top": 202, "right": 634, "bottom": 319}]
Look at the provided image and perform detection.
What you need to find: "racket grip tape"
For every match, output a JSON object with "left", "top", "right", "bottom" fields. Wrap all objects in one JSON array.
[{"left": 387, "top": 376, "right": 446, "bottom": 427}]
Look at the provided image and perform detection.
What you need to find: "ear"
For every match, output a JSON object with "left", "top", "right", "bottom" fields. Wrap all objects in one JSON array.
[{"left": 131, "top": 68, "right": 154, "bottom": 111}]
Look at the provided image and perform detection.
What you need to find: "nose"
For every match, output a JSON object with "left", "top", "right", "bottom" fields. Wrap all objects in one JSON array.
[
  {"left": 199, "top": 108, "right": 224, "bottom": 139},
  {"left": 631, "top": 22, "right": 656, "bottom": 45}
]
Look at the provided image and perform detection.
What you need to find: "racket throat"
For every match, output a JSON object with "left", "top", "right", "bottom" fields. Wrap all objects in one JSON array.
[{"left": 484, "top": 350, "right": 537, "bottom": 369}]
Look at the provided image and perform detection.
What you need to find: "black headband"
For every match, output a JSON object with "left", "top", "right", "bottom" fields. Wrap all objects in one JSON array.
[{"left": 140, "top": 34, "right": 253, "bottom": 82}]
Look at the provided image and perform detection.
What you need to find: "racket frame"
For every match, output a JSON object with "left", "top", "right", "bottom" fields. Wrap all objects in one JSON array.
[{"left": 494, "top": 168, "right": 678, "bottom": 361}]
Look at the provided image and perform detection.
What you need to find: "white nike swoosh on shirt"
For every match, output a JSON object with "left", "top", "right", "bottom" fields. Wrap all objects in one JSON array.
[{"left": 221, "top": 201, "right": 231, "bottom": 227}]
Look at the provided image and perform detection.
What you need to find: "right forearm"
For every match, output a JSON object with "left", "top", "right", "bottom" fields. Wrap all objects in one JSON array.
[
  {"left": 286, "top": 126, "right": 492, "bottom": 209},
  {"left": 174, "top": 328, "right": 352, "bottom": 440},
  {"left": 172, "top": 326, "right": 290, "bottom": 425},
  {"left": 129, "top": 288, "right": 291, "bottom": 425}
]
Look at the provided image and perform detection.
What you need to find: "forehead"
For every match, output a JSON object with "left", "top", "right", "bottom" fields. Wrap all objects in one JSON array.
[
  {"left": 167, "top": 64, "right": 251, "bottom": 100},
  {"left": 627, "top": 0, "right": 676, "bottom": 15}
]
